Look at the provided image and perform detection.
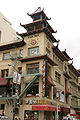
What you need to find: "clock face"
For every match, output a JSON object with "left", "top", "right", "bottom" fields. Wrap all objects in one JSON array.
[{"left": 31, "top": 40, "right": 36, "bottom": 45}]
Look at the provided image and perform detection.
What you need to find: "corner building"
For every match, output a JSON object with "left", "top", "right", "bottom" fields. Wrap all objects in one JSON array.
[{"left": 0, "top": 7, "right": 80, "bottom": 120}]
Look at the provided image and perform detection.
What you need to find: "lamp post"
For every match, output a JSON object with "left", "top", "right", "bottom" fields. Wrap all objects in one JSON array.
[
  {"left": 57, "top": 104, "right": 58, "bottom": 120},
  {"left": 8, "top": 64, "right": 20, "bottom": 120}
]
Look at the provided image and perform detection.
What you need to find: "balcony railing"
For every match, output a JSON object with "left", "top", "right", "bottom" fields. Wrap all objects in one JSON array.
[
  {"left": 69, "top": 80, "right": 80, "bottom": 88},
  {"left": 5, "top": 73, "right": 41, "bottom": 79},
  {"left": 70, "top": 88, "right": 80, "bottom": 99}
]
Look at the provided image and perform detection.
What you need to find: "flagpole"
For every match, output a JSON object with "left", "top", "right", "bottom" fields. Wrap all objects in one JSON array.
[{"left": 57, "top": 104, "right": 58, "bottom": 120}]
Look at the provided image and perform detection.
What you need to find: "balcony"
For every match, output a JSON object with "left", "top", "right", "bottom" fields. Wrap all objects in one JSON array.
[
  {"left": 69, "top": 80, "right": 80, "bottom": 89},
  {"left": 5, "top": 73, "right": 41, "bottom": 79},
  {"left": 71, "top": 98, "right": 78, "bottom": 108},
  {"left": 47, "top": 75, "right": 56, "bottom": 86},
  {"left": 0, "top": 77, "right": 19, "bottom": 100},
  {"left": 65, "top": 87, "right": 71, "bottom": 95},
  {"left": 63, "top": 72, "right": 71, "bottom": 79},
  {"left": 70, "top": 88, "right": 80, "bottom": 99}
]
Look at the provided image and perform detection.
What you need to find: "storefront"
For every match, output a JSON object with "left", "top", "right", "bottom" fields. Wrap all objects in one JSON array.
[
  {"left": 24, "top": 105, "right": 61, "bottom": 120},
  {"left": 61, "top": 107, "right": 70, "bottom": 120},
  {"left": 44, "top": 111, "right": 55, "bottom": 120}
]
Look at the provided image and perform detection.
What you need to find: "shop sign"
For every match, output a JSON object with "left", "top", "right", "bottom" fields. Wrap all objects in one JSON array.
[
  {"left": 25, "top": 99, "right": 51, "bottom": 105},
  {"left": 32, "top": 105, "right": 61, "bottom": 112},
  {"left": 43, "top": 61, "right": 45, "bottom": 97},
  {"left": 25, "top": 100, "right": 37, "bottom": 105}
]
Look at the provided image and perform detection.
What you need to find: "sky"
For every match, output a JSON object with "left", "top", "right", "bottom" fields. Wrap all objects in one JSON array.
[{"left": 0, "top": 0, "right": 80, "bottom": 69}]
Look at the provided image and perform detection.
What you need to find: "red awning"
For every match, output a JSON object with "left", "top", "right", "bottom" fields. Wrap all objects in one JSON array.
[
  {"left": 76, "top": 111, "right": 80, "bottom": 113},
  {"left": 32, "top": 105, "right": 61, "bottom": 112},
  {"left": 0, "top": 78, "right": 8, "bottom": 86}
]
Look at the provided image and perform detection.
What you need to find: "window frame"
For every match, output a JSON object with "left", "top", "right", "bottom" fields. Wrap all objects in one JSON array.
[
  {"left": 28, "top": 47, "right": 39, "bottom": 56},
  {"left": 1, "top": 69, "right": 9, "bottom": 77},
  {"left": 19, "top": 49, "right": 23, "bottom": 58},
  {"left": 55, "top": 71, "right": 61, "bottom": 83},
  {"left": 46, "top": 48, "right": 50, "bottom": 56},
  {"left": 3, "top": 52, "right": 10, "bottom": 60},
  {"left": 27, "top": 63, "right": 39, "bottom": 74}
]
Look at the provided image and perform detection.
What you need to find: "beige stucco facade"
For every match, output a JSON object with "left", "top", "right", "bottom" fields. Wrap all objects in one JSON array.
[{"left": 0, "top": 31, "right": 80, "bottom": 120}]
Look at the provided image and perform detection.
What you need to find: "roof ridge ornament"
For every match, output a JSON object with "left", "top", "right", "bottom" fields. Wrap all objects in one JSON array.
[{"left": 27, "top": 7, "right": 43, "bottom": 16}]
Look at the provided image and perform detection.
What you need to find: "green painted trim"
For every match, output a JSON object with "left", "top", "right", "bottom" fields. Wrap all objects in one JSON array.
[
  {"left": 5, "top": 73, "right": 41, "bottom": 79},
  {"left": 0, "top": 96, "right": 16, "bottom": 100}
]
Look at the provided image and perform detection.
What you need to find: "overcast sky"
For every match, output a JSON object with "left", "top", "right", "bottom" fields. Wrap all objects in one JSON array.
[{"left": 0, "top": 0, "right": 80, "bottom": 69}]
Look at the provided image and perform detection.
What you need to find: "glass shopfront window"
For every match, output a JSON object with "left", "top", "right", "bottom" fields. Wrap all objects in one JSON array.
[{"left": 24, "top": 111, "right": 38, "bottom": 120}]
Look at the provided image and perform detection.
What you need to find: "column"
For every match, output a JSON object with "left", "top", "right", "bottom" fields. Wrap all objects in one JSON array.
[{"left": 38, "top": 111, "right": 44, "bottom": 120}]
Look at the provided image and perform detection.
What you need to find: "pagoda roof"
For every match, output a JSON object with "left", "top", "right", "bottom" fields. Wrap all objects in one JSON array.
[
  {"left": 19, "top": 54, "right": 57, "bottom": 66},
  {"left": 27, "top": 7, "right": 50, "bottom": 20},
  {"left": 52, "top": 46, "right": 69, "bottom": 61},
  {"left": 0, "top": 40, "right": 26, "bottom": 51},
  {"left": 17, "top": 27, "right": 57, "bottom": 43},
  {"left": 68, "top": 64, "right": 80, "bottom": 77},
  {"left": 20, "top": 19, "right": 57, "bottom": 33},
  {"left": 62, "top": 49, "right": 73, "bottom": 61}
]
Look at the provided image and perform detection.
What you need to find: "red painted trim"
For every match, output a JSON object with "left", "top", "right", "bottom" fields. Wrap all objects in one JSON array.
[
  {"left": 0, "top": 78, "right": 8, "bottom": 85},
  {"left": 19, "top": 55, "right": 57, "bottom": 66},
  {"left": 43, "top": 61, "right": 45, "bottom": 97},
  {"left": 70, "top": 114, "right": 79, "bottom": 116}
]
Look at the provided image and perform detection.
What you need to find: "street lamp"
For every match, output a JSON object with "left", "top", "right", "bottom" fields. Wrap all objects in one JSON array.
[{"left": 8, "top": 64, "right": 20, "bottom": 120}]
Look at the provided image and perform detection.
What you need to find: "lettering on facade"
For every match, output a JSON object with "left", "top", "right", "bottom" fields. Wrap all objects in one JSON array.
[
  {"left": 28, "top": 34, "right": 39, "bottom": 38},
  {"left": 25, "top": 99, "right": 51, "bottom": 105},
  {"left": 43, "top": 61, "right": 45, "bottom": 97}
]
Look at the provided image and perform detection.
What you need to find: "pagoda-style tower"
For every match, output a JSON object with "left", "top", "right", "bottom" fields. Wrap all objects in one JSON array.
[{"left": 18, "top": 7, "right": 57, "bottom": 43}]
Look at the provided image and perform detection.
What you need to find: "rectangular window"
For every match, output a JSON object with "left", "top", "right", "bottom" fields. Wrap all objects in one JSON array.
[
  {"left": 19, "top": 49, "right": 23, "bottom": 58},
  {"left": 27, "top": 63, "right": 39, "bottom": 74},
  {"left": 1, "top": 69, "right": 9, "bottom": 77},
  {"left": 46, "top": 49, "right": 50, "bottom": 56},
  {"left": 3, "top": 53, "right": 10, "bottom": 60},
  {"left": 0, "top": 104, "right": 5, "bottom": 110},
  {"left": 26, "top": 82, "right": 39, "bottom": 96},
  {"left": 18, "top": 67, "right": 22, "bottom": 74},
  {"left": 55, "top": 71, "right": 61, "bottom": 83},
  {"left": 28, "top": 47, "right": 39, "bottom": 56}
]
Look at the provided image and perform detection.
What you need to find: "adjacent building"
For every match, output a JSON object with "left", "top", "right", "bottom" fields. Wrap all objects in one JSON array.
[
  {"left": 0, "top": 12, "right": 18, "bottom": 45},
  {"left": 0, "top": 7, "right": 80, "bottom": 120}
]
